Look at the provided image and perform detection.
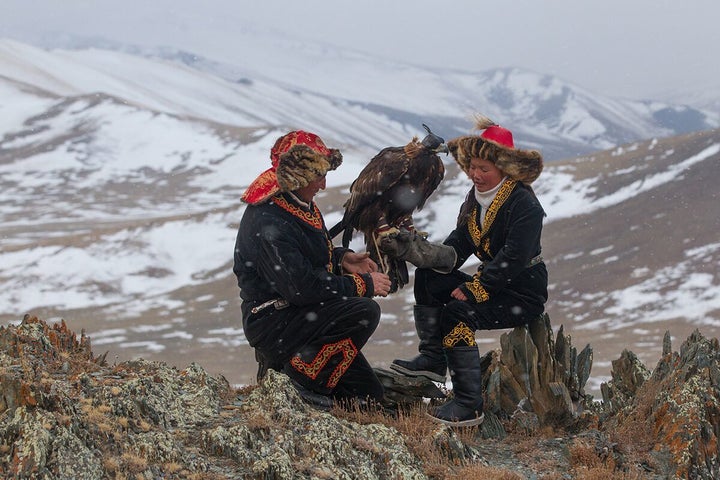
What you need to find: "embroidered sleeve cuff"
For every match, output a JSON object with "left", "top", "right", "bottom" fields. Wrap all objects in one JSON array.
[
  {"left": 346, "top": 273, "right": 370, "bottom": 297},
  {"left": 463, "top": 277, "right": 490, "bottom": 303}
]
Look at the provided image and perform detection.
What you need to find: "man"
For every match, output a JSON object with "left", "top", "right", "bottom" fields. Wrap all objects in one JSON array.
[{"left": 233, "top": 130, "right": 392, "bottom": 408}]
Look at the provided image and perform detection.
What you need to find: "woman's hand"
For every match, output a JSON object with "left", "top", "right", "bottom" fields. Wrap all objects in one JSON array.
[
  {"left": 451, "top": 287, "right": 468, "bottom": 301},
  {"left": 342, "top": 251, "right": 378, "bottom": 274}
]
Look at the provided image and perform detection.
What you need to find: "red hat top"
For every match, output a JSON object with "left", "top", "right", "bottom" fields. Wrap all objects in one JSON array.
[
  {"left": 242, "top": 131, "right": 341, "bottom": 204},
  {"left": 480, "top": 124, "right": 514, "bottom": 148}
]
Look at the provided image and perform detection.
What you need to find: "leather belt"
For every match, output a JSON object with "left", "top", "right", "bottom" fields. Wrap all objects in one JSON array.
[
  {"left": 477, "top": 254, "right": 543, "bottom": 272},
  {"left": 526, "top": 255, "right": 543, "bottom": 268},
  {"left": 250, "top": 298, "right": 290, "bottom": 314}
]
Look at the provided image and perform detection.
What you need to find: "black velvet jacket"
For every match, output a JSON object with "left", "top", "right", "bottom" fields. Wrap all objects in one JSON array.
[
  {"left": 444, "top": 180, "right": 548, "bottom": 310},
  {"left": 233, "top": 192, "right": 375, "bottom": 311}
]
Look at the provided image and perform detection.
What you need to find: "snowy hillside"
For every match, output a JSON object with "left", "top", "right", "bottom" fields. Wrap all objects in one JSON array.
[{"left": 2, "top": 37, "right": 720, "bottom": 392}]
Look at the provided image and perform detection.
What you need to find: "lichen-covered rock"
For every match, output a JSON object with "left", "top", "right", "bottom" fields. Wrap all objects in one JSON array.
[
  {"left": 6, "top": 314, "right": 720, "bottom": 479},
  {"left": 600, "top": 349, "right": 651, "bottom": 415},
  {"left": 1, "top": 316, "right": 433, "bottom": 479},
  {"left": 203, "top": 369, "right": 428, "bottom": 480},
  {"left": 603, "top": 330, "right": 720, "bottom": 479},
  {"left": 0, "top": 316, "right": 234, "bottom": 478}
]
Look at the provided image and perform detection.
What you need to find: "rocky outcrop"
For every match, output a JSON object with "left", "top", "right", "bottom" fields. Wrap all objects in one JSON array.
[
  {"left": 482, "top": 313, "right": 594, "bottom": 428},
  {"left": 0, "top": 315, "right": 429, "bottom": 479},
  {"left": 4, "top": 314, "right": 720, "bottom": 479},
  {"left": 601, "top": 330, "right": 720, "bottom": 480}
]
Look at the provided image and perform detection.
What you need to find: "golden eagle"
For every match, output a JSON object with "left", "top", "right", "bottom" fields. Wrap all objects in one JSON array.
[{"left": 328, "top": 125, "right": 447, "bottom": 292}]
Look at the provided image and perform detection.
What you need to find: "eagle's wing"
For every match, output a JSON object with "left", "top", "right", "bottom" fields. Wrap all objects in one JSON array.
[
  {"left": 416, "top": 155, "right": 445, "bottom": 211},
  {"left": 329, "top": 146, "right": 411, "bottom": 245},
  {"left": 345, "top": 146, "right": 411, "bottom": 214}
]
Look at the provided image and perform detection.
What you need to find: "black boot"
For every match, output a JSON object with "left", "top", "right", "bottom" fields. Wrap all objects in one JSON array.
[
  {"left": 390, "top": 306, "right": 446, "bottom": 382},
  {"left": 255, "top": 349, "right": 283, "bottom": 382},
  {"left": 428, "top": 346, "right": 484, "bottom": 427}
]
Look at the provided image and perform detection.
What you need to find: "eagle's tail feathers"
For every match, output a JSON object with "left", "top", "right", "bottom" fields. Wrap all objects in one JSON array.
[
  {"left": 341, "top": 226, "right": 354, "bottom": 249},
  {"left": 386, "top": 258, "right": 408, "bottom": 294}
]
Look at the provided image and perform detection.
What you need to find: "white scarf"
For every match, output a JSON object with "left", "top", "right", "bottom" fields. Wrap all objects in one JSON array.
[{"left": 474, "top": 177, "right": 508, "bottom": 227}]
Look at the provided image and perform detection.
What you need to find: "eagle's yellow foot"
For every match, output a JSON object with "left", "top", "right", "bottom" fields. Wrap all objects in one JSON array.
[{"left": 375, "top": 226, "right": 401, "bottom": 240}]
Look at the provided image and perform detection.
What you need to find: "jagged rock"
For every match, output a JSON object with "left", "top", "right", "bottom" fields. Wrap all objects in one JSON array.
[
  {"left": 603, "top": 330, "right": 720, "bottom": 480},
  {"left": 376, "top": 314, "right": 592, "bottom": 430},
  {"left": 1, "top": 315, "right": 234, "bottom": 478},
  {"left": 483, "top": 313, "right": 593, "bottom": 427},
  {"left": 600, "top": 349, "right": 651, "bottom": 415}
]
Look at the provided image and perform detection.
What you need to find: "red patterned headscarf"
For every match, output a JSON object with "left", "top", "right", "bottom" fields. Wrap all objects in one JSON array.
[{"left": 242, "top": 131, "right": 342, "bottom": 205}]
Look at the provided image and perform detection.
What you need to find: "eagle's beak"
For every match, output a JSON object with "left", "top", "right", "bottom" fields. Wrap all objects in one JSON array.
[{"left": 434, "top": 143, "right": 449, "bottom": 155}]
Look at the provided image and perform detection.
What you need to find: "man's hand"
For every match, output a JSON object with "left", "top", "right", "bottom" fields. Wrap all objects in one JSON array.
[
  {"left": 342, "top": 251, "right": 378, "bottom": 274},
  {"left": 370, "top": 271, "right": 391, "bottom": 297}
]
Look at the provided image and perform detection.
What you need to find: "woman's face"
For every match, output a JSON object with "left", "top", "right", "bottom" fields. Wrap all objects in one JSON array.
[{"left": 467, "top": 157, "right": 504, "bottom": 192}]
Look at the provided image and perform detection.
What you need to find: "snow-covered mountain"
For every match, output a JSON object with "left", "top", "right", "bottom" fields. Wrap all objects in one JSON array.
[
  {"left": 1, "top": 38, "right": 719, "bottom": 393},
  {"left": 2, "top": 39, "right": 717, "bottom": 161}
]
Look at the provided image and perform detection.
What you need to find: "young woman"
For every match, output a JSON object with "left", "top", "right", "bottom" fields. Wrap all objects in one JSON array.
[{"left": 388, "top": 116, "right": 548, "bottom": 426}]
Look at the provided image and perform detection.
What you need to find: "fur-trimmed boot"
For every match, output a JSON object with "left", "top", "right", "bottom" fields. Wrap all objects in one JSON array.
[
  {"left": 428, "top": 346, "right": 484, "bottom": 427},
  {"left": 390, "top": 306, "right": 447, "bottom": 382}
]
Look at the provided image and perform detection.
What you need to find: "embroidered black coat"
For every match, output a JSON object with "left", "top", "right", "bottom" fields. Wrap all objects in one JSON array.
[
  {"left": 444, "top": 180, "right": 548, "bottom": 313},
  {"left": 233, "top": 193, "right": 375, "bottom": 313}
]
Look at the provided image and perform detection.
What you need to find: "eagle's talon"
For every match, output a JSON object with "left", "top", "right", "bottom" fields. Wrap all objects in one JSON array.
[{"left": 375, "top": 227, "right": 401, "bottom": 240}]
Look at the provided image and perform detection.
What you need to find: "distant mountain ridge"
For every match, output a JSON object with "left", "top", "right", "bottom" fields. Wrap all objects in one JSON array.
[
  {"left": 151, "top": 45, "right": 720, "bottom": 161},
  {"left": 2, "top": 38, "right": 718, "bottom": 161}
]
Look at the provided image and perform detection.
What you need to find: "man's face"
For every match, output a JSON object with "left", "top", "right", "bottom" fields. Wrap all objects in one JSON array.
[{"left": 295, "top": 175, "right": 327, "bottom": 203}]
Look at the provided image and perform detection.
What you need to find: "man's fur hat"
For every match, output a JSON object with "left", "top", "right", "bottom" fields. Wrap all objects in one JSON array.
[
  {"left": 447, "top": 115, "right": 543, "bottom": 184},
  {"left": 242, "top": 130, "right": 342, "bottom": 204}
]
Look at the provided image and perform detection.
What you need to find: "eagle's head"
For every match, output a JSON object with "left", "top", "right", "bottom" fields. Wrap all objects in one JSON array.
[{"left": 421, "top": 124, "right": 449, "bottom": 154}]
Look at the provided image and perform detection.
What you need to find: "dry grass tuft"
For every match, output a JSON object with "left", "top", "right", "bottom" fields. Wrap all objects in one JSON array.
[
  {"left": 610, "top": 379, "right": 661, "bottom": 452},
  {"left": 120, "top": 452, "right": 148, "bottom": 473},
  {"left": 245, "top": 410, "right": 272, "bottom": 431},
  {"left": 103, "top": 456, "right": 120, "bottom": 473},
  {"left": 448, "top": 465, "right": 525, "bottom": 479},
  {"left": 569, "top": 441, "right": 605, "bottom": 469},
  {"left": 332, "top": 401, "right": 460, "bottom": 474},
  {"left": 571, "top": 467, "right": 644, "bottom": 480},
  {"left": 162, "top": 462, "right": 183, "bottom": 474}
]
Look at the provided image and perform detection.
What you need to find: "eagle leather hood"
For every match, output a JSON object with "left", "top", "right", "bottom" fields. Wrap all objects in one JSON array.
[
  {"left": 448, "top": 115, "right": 543, "bottom": 185},
  {"left": 241, "top": 130, "right": 342, "bottom": 205}
]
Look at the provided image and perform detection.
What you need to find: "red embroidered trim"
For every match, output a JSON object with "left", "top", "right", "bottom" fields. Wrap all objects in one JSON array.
[
  {"left": 271, "top": 195, "right": 323, "bottom": 230},
  {"left": 289, "top": 338, "right": 358, "bottom": 388},
  {"left": 349, "top": 273, "right": 367, "bottom": 297}
]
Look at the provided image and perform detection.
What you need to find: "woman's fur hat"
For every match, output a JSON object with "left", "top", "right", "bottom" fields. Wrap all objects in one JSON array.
[
  {"left": 447, "top": 115, "right": 543, "bottom": 184},
  {"left": 242, "top": 130, "right": 342, "bottom": 204}
]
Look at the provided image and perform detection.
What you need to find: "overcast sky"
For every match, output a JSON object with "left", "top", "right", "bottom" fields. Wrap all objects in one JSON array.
[{"left": 2, "top": 0, "right": 718, "bottom": 100}]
